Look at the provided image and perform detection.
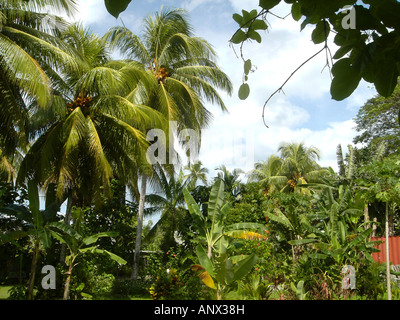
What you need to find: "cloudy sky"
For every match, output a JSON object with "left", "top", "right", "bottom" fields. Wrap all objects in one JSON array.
[{"left": 70, "top": 0, "right": 377, "bottom": 179}]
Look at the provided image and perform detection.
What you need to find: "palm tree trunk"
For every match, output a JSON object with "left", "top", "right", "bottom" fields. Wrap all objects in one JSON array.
[
  {"left": 60, "top": 196, "right": 73, "bottom": 264},
  {"left": 27, "top": 239, "right": 40, "bottom": 300},
  {"left": 63, "top": 264, "right": 73, "bottom": 300},
  {"left": 132, "top": 174, "right": 147, "bottom": 281},
  {"left": 385, "top": 202, "right": 391, "bottom": 300}
]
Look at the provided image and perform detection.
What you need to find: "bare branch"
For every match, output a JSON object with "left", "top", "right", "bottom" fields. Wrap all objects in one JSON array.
[{"left": 261, "top": 45, "right": 327, "bottom": 128}]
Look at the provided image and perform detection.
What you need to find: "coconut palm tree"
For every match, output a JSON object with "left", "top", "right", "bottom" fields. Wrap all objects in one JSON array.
[
  {"left": 215, "top": 165, "right": 244, "bottom": 198},
  {"left": 104, "top": 7, "right": 232, "bottom": 279},
  {"left": 0, "top": 0, "right": 79, "bottom": 174},
  {"left": 145, "top": 167, "right": 190, "bottom": 250},
  {"left": 17, "top": 24, "right": 164, "bottom": 207},
  {"left": 246, "top": 154, "right": 287, "bottom": 195},
  {"left": 184, "top": 160, "right": 209, "bottom": 189},
  {"left": 277, "top": 142, "right": 329, "bottom": 193}
]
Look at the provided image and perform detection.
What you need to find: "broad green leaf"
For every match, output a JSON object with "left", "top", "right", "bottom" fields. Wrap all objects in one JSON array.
[
  {"left": 288, "top": 238, "right": 316, "bottom": 246},
  {"left": 308, "top": 253, "right": 328, "bottom": 259},
  {"left": 242, "top": 10, "right": 258, "bottom": 28},
  {"left": 231, "top": 30, "right": 247, "bottom": 44},
  {"left": 248, "top": 30, "right": 262, "bottom": 43},
  {"left": 39, "top": 229, "right": 52, "bottom": 249},
  {"left": 251, "top": 19, "right": 268, "bottom": 30},
  {"left": 244, "top": 59, "right": 252, "bottom": 75},
  {"left": 104, "top": 0, "right": 132, "bottom": 19},
  {"left": 330, "top": 58, "right": 361, "bottom": 101},
  {"left": 102, "top": 249, "right": 127, "bottom": 265},
  {"left": 48, "top": 221, "right": 82, "bottom": 243},
  {"left": 311, "top": 20, "right": 330, "bottom": 44},
  {"left": 347, "top": 228, "right": 372, "bottom": 249},
  {"left": 259, "top": 0, "right": 281, "bottom": 10},
  {"left": 374, "top": 58, "right": 398, "bottom": 97},
  {"left": 333, "top": 45, "right": 353, "bottom": 60},
  {"left": 291, "top": 2, "right": 302, "bottom": 21},
  {"left": 233, "top": 13, "right": 243, "bottom": 25},
  {"left": 224, "top": 258, "right": 235, "bottom": 284},
  {"left": 196, "top": 245, "right": 214, "bottom": 277},
  {"left": 183, "top": 188, "right": 207, "bottom": 237},
  {"left": 208, "top": 180, "right": 225, "bottom": 222},
  {"left": 232, "top": 253, "right": 258, "bottom": 282},
  {"left": 266, "top": 208, "right": 293, "bottom": 230},
  {"left": 82, "top": 231, "right": 119, "bottom": 245},
  {"left": 238, "top": 83, "right": 250, "bottom": 100},
  {"left": 79, "top": 247, "right": 127, "bottom": 265}
]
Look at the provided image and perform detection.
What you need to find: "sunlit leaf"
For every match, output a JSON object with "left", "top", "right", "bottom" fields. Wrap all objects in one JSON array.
[{"left": 238, "top": 83, "right": 250, "bottom": 100}]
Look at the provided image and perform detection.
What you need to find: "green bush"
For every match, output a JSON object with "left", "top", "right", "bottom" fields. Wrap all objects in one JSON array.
[{"left": 144, "top": 246, "right": 209, "bottom": 300}]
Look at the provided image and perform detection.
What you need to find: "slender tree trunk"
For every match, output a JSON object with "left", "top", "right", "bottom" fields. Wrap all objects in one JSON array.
[
  {"left": 389, "top": 203, "right": 394, "bottom": 236},
  {"left": 372, "top": 217, "right": 377, "bottom": 237},
  {"left": 63, "top": 264, "right": 73, "bottom": 300},
  {"left": 27, "top": 240, "right": 40, "bottom": 300},
  {"left": 385, "top": 202, "right": 392, "bottom": 300},
  {"left": 364, "top": 203, "right": 370, "bottom": 230},
  {"left": 60, "top": 196, "right": 73, "bottom": 264},
  {"left": 132, "top": 174, "right": 147, "bottom": 281}
]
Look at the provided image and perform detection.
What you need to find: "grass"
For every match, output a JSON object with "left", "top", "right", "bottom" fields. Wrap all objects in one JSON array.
[{"left": 0, "top": 286, "right": 12, "bottom": 300}]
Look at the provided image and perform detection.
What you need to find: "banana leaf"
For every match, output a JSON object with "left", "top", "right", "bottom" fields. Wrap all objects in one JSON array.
[
  {"left": 196, "top": 244, "right": 214, "bottom": 277},
  {"left": 191, "top": 264, "right": 216, "bottom": 289},
  {"left": 231, "top": 253, "right": 258, "bottom": 282},
  {"left": 288, "top": 238, "right": 316, "bottom": 245},
  {"left": 79, "top": 246, "right": 127, "bottom": 265}
]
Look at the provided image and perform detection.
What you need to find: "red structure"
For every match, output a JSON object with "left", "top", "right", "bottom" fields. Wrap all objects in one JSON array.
[{"left": 371, "top": 236, "right": 400, "bottom": 265}]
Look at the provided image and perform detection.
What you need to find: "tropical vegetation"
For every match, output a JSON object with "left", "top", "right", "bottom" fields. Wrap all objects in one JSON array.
[{"left": 1, "top": 0, "right": 400, "bottom": 301}]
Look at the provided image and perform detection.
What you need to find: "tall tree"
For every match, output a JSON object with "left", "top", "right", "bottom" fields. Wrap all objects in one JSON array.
[
  {"left": 17, "top": 24, "right": 163, "bottom": 206},
  {"left": 145, "top": 168, "right": 189, "bottom": 250},
  {"left": 184, "top": 160, "right": 209, "bottom": 189},
  {"left": 104, "top": 7, "right": 232, "bottom": 280},
  {"left": 246, "top": 155, "right": 286, "bottom": 195},
  {"left": 353, "top": 86, "right": 400, "bottom": 156},
  {"left": 0, "top": 0, "right": 78, "bottom": 180},
  {"left": 277, "top": 142, "right": 329, "bottom": 193},
  {"left": 215, "top": 165, "right": 244, "bottom": 198}
]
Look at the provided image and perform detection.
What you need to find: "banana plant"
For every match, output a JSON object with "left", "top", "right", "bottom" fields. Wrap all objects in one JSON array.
[
  {"left": 49, "top": 208, "right": 126, "bottom": 300},
  {"left": 183, "top": 179, "right": 267, "bottom": 259},
  {"left": 184, "top": 179, "right": 266, "bottom": 299},
  {"left": 289, "top": 187, "right": 379, "bottom": 266},
  {"left": 191, "top": 244, "right": 258, "bottom": 300},
  {"left": 0, "top": 181, "right": 61, "bottom": 299}
]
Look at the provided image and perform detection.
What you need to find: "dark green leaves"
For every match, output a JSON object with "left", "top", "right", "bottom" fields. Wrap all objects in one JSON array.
[
  {"left": 311, "top": 20, "right": 330, "bottom": 44},
  {"left": 231, "top": 30, "right": 247, "bottom": 44},
  {"left": 239, "top": 59, "right": 252, "bottom": 100},
  {"left": 244, "top": 59, "right": 252, "bottom": 76},
  {"left": 291, "top": 2, "right": 302, "bottom": 21},
  {"left": 330, "top": 58, "right": 361, "bottom": 101},
  {"left": 238, "top": 83, "right": 250, "bottom": 100},
  {"left": 259, "top": 0, "right": 281, "bottom": 11},
  {"left": 230, "top": 9, "right": 268, "bottom": 44},
  {"left": 104, "top": 0, "right": 132, "bottom": 19}
]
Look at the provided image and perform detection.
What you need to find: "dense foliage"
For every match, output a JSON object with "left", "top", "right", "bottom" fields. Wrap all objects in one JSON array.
[{"left": 1, "top": 0, "right": 400, "bottom": 301}]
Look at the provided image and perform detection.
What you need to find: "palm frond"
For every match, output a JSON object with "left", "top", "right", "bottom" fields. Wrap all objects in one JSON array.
[{"left": 0, "top": 32, "right": 50, "bottom": 106}]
